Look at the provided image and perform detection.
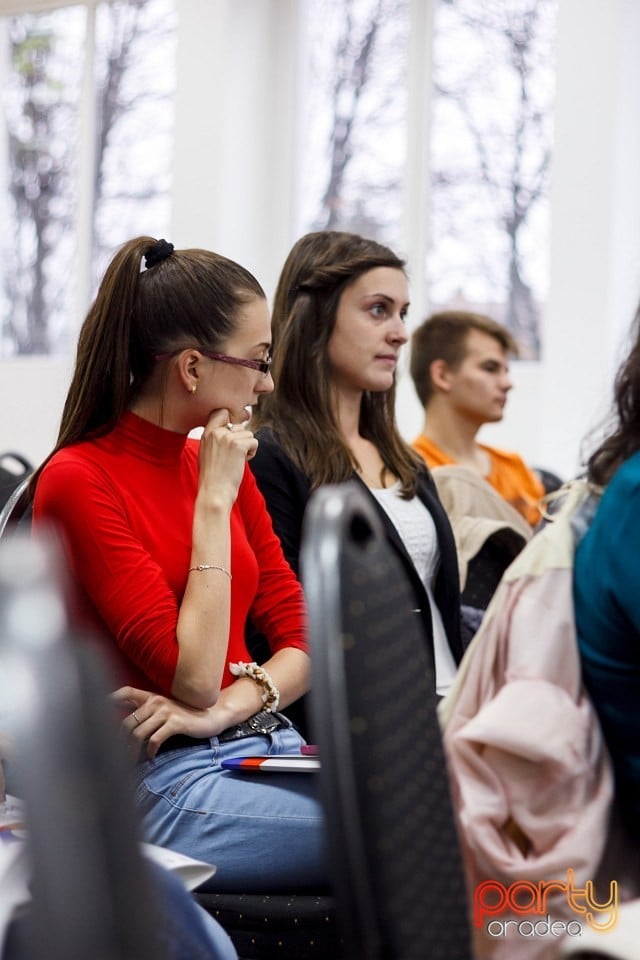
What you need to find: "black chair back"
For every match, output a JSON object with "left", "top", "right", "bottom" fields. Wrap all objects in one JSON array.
[
  {"left": 0, "top": 453, "right": 32, "bottom": 510},
  {"left": 301, "top": 481, "right": 473, "bottom": 960},
  {"left": 0, "top": 474, "right": 32, "bottom": 540}
]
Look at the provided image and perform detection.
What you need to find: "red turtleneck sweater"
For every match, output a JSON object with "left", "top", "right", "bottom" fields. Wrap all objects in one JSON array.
[{"left": 33, "top": 412, "right": 307, "bottom": 694}]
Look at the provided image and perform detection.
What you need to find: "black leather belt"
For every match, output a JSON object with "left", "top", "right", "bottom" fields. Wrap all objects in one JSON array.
[{"left": 156, "top": 710, "right": 288, "bottom": 755}]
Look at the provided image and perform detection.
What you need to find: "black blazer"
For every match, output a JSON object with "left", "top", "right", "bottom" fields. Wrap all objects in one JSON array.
[{"left": 249, "top": 427, "right": 463, "bottom": 670}]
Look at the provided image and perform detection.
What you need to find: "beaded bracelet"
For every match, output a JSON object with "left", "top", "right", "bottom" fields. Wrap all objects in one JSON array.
[
  {"left": 188, "top": 563, "right": 232, "bottom": 580},
  {"left": 229, "top": 660, "right": 280, "bottom": 713}
]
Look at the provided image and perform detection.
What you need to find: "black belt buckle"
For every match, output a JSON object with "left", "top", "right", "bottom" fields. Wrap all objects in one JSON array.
[
  {"left": 218, "top": 710, "right": 284, "bottom": 743},
  {"left": 247, "top": 710, "right": 282, "bottom": 736}
]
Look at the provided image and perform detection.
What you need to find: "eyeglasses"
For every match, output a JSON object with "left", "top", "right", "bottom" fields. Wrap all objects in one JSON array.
[
  {"left": 200, "top": 351, "right": 272, "bottom": 377},
  {"left": 155, "top": 349, "right": 272, "bottom": 377}
]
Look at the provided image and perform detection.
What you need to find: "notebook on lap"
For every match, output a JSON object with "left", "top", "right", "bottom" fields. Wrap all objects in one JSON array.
[{"left": 221, "top": 754, "right": 320, "bottom": 773}]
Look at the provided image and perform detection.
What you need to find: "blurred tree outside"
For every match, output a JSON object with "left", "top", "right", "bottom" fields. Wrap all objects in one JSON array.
[
  {"left": 300, "top": 0, "right": 557, "bottom": 359},
  {"left": 299, "top": 0, "right": 409, "bottom": 249},
  {"left": 1, "top": 0, "right": 175, "bottom": 357},
  {"left": 92, "top": 0, "right": 175, "bottom": 285},
  {"left": 2, "top": 0, "right": 556, "bottom": 358},
  {"left": 3, "top": 11, "right": 82, "bottom": 355},
  {"left": 429, "top": 0, "right": 558, "bottom": 358}
]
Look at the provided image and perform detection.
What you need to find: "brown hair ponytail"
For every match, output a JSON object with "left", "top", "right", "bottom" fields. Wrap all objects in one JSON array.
[{"left": 28, "top": 235, "right": 265, "bottom": 499}]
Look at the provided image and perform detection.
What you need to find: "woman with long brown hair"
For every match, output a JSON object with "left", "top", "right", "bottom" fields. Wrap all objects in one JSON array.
[{"left": 250, "top": 231, "right": 463, "bottom": 709}]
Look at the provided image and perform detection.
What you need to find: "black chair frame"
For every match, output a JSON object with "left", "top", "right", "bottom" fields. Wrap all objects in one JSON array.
[{"left": 301, "top": 481, "right": 473, "bottom": 960}]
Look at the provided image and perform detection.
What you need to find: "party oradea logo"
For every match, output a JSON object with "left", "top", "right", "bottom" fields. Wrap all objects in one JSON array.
[{"left": 474, "top": 868, "right": 618, "bottom": 941}]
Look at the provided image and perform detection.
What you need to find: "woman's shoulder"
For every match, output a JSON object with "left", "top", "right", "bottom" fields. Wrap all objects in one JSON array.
[
  {"left": 253, "top": 425, "right": 280, "bottom": 451},
  {"left": 253, "top": 427, "right": 298, "bottom": 472},
  {"left": 40, "top": 441, "right": 107, "bottom": 482},
  {"left": 413, "top": 461, "right": 437, "bottom": 494},
  {"left": 250, "top": 427, "right": 312, "bottom": 504},
  {"left": 34, "top": 442, "right": 117, "bottom": 519},
  {"left": 610, "top": 449, "right": 640, "bottom": 488},
  {"left": 584, "top": 451, "right": 640, "bottom": 543}
]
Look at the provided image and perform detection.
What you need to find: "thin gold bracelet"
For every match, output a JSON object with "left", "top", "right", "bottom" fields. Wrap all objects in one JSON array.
[{"left": 188, "top": 563, "right": 232, "bottom": 580}]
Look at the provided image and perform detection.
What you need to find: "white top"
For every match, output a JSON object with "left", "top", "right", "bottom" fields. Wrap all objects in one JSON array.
[{"left": 369, "top": 484, "right": 458, "bottom": 696}]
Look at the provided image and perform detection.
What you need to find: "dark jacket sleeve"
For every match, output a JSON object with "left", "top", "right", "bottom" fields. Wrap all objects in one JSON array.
[
  {"left": 248, "top": 429, "right": 313, "bottom": 736},
  {"left": 249, "top": 428, "right": 312, "bottom": 577},
  {"left": 416, "top": 470, "right": 463, "bottom": 664}
]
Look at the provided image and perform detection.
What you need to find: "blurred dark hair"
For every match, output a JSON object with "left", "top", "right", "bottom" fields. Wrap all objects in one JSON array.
[{"left": 586, "top": 306, "right": 640, "bottom": 486}]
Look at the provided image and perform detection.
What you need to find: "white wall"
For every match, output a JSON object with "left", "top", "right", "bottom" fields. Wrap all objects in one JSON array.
[
  {"left": 535, "top": 0, "right": 640, "bottom": 479},
  {"left": 171, "top": 0, "right": 299, "bottom": 297},
  {"left": 0, "top": 357, "right": 73, "bottom": 465}
]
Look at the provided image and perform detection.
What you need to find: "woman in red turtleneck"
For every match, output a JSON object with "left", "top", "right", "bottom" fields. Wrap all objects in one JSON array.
[{"left": 31, "top": 236, "right": 326, "bottom": 893}]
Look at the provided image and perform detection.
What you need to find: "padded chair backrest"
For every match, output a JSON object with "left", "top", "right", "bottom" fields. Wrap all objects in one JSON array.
[
  {"left": 301, "top": 481, "right": 472, "bottom": 960},
  {"left": 0, "top": 474, "right": 32, "bottom": 540},
  {"left": 0, "top": 452, "right": 32, "bottom": 508},
  {"left": 0, "top": 532, "right": 164, "bottom": 960}
]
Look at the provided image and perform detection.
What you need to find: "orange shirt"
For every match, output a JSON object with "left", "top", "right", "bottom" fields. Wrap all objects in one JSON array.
[{"left": 412, "top": 433, "right": 545, "bottom": 526}]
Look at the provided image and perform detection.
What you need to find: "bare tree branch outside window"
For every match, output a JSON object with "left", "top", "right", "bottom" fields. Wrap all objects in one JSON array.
[
  {"left": 93, "top": 0, "right": 176, "bottom": 284},
  {"left": 429, "top": 0, "right": 558, "bottom": 359},
  {"left": 298, "top": 0, "right": 409, "bottom": 247},
  {"left": 3, "top": 9, "right": 84, "bottom": 356},
  {"left": 0, "top": 0, "right": 176, "bottom": 358}
]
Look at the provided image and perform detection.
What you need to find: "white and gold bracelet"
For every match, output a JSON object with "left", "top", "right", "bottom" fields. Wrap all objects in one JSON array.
[{"left": 229, "top": 660, "right": 280, "bottom": 713}]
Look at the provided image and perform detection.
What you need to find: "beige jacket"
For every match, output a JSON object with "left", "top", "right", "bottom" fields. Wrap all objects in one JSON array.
[{"left": 431, "top": 465, "right": 532, "bottom": 589}]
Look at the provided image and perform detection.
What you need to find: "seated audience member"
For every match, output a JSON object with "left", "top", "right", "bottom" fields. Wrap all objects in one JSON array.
[
  {"left": 29, "top": 236, "right": 327, "bottom": 893},
  {"left": 574, "top": 301, "right": 640, "bottom": 844},
  {"left": 409, "top": 310, "right": 545, "bottom": 526},
  {"left": 249, "top": 230, "right": 463, "bottom": 704}
]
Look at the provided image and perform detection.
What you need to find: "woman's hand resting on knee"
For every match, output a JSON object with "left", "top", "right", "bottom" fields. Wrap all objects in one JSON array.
[{"left": 112, "top": 686, "right": 227, "bottom": 760}]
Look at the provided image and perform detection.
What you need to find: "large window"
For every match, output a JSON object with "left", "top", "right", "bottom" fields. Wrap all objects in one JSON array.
[
  {"left": 428, "top": 0, "right": 557, "bottom": 359},
  {"left": 296, "top": 0, "right": 409, "bottom": 252},
  {"left": 2, "top": 0, "right": 557, "bottom": 360},
  {"left": 297, "top": 0, "right": 557, "bottom": 359},
  {"left": 0, "top": 0, "right": 176, "bottom": 357}
]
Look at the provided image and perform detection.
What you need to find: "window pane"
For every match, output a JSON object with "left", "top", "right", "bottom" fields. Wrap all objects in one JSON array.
[
  {"left": 0, "top": 0, "right": 176, "bottom": 358},
  {"left": 296, "top": 0, "right": 409, "bottom": 249},
  {"left": 428, "top": 0, "right": 558, "bottom": 359},
  {"left": 93, "top": 0, "right": 176, "bottom": 283},
  {"left": 1, "top": 6, "right": 86, "bottom": 356}
]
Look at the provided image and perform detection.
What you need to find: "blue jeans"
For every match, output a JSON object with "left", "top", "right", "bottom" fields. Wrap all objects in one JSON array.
[
  {"left": 150, "top": 863, "right": 238, "bottom": 960},
  {"left": 134, "top": 721, "right": 328, "bottom": 892},
  {"left": 3, "top": 861, "right": 237, "bottom": 960}
]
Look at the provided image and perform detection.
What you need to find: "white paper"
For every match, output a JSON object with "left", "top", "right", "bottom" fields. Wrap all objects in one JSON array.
[
  {"left": 142, "top": 842, "right": 216, "bottom": 890},
  {"left": 0, "top": 795, "right": 29, "bottom": 956}
]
